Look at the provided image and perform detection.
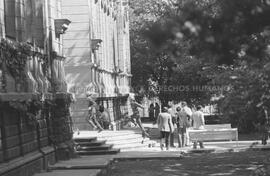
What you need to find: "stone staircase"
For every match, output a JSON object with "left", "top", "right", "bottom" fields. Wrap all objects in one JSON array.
[
  {"left": 74, "top": 136, "right": 120, "bottom": 155},
  {"left": 73, "top": 128, "right": 157, "bottom": 153},
  {"left": 96, "top": 130, "right": 156, "bottom": 151}
]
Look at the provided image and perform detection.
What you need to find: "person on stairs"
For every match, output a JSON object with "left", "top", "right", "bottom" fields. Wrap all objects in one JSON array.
[
  {"left": 86, "top": 91, "right": 104, "bottom": 132},
  {"left": 99, "top": 105, "right": 111, "bottom": 130}
]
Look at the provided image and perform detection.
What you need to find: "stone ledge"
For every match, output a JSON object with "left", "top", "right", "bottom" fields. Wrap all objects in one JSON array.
[
  {"left": 0, "top": 151, "right": 42, "bottom": 175},
  {"left": 34, "top": 169, "right": 102, "bottom": 176},
  {"left": 0, "top": 146, "right": 55, "bottom": 175},
  {"left": 0, "top": 93, "right": 40, "bottom": 102},
  {"left": 48, "top": 155, "right": 112, "bottom": 175},
  {"left": 54, "top": 93, "right": 71, "bottom": 99}
]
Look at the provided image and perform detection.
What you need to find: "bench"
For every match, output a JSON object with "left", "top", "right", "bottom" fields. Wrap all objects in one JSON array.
[{"left": 186, "top": 124, "right": 238, "bottom": 144}]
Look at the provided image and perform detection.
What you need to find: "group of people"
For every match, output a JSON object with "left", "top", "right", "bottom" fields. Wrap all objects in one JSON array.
[
  {"left": 85, "top": 92, "right": 205, "bottom": 150},
  {"left": 86, "top": 92, "right": 150, "bottom": 139},
  {"left": 157, "top": 101, "right": 205, "bottom": 150}
]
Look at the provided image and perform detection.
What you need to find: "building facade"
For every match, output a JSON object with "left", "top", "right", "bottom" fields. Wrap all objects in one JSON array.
[
  {"left": 62, "top": 0, "right": 132, "bottom": 130},
  {"left": 0, "top": 0, "right": 74, "bottom": 175}
]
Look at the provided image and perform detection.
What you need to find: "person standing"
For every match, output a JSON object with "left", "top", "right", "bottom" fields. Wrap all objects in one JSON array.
[
  {"left": 176, "top": 106, "right": 190, "bottom": 147},
  {"left": 181, "top": 101, "right": 192, "bottom": 119},
  {"left": 157, "top": 107, "right": 174, "bottom": 150},
  {"left": 149, "top": 103, "right": 155, "bottom": 122},
  {"left": 154, "top": 103, "right": 160, "bottom": 124},
  {"left": 191, "top": 105, "right": 205, "bottom": 149},
  {"left": 261, "top": 106, "right": 269, "bottom": 145},
  {"left": 86, "top": 92, "right": 104, "bottom": 132},
  {"left": 168, "top": 101, "right": 177, "bottom": 147}
]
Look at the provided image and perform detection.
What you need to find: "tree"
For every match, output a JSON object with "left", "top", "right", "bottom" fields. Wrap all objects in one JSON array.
[
  {"left": 144, "top": 0, "right": 270, "bottom": 132},
  {"left": 130, "top": 0, "right": 213, "bottom": 105},
  {"left": 129, "top": 0, "right": 171, "bottom": 91}
]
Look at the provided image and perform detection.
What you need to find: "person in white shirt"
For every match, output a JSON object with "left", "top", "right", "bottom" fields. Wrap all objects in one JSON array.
[
  {"left": 157, "top": 107, "right": 174, "bottom": 150},
  {"left": 181, "top": 101, "right": 192, "bottom": 118},
  {"left": 191, "top": 105, "right": 205, "bottom": 149},
  {"left": 181, "top": 101, "right": 193, "bottom": 146}
]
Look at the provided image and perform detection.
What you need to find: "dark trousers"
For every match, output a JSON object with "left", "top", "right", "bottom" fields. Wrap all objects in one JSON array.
[
  {"left": 177, "top": 127, "right": 186, "bottom": 147},
  {"left": 193, "top": 141, "right": 204, "bottom": 149},
  {"left": 170, "top": 133, "right": 174, "bottom": 147},
  {"left": 170, "top": 124, "right": 176, "bottom": 147},
  {"left": 160, "top": 131, "right": 170, "bottom": 148},
  {"left": 101, "top": 121, "right": 110, "bottom": 130},
  {"left": 261, "top": 124, "right": 269, "bottom": 145}
]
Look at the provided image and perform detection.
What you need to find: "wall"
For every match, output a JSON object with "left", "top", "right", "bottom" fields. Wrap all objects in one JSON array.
[
  {"left": 62, "top": 0, "right": 132, "bottom": 130},
  {"left": 0, "top": 0, "right": 74, "bottom": 176}
]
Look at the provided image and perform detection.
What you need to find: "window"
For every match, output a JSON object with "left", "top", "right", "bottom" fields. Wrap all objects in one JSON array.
[
  {"left": 4, "top": 0, "right": 16, "bottom": 40},
  {"left": 25, "top": 0, "right": 44, "bottom": 48}
]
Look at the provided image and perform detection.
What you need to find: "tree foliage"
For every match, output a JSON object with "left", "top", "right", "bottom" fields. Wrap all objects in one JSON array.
[
  {"left": 129, "top": 0, "right": 171, "bottom": 91},
  {"left": 143, "top": 0, "right": 270, "bottom": 132},
  {"left": 130, "top": 0, "right": 212, "bottom": 104}
]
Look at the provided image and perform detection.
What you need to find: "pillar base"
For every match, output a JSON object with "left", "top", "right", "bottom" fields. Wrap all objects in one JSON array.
[{"left": 55, "top": 141, "right": 76, "bottom": 161}]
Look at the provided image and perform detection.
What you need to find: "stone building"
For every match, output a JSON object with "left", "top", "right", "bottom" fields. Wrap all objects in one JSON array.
[
  {"left": 62, "top": 0, "right": 132, "bottom": 130},
  {"left": 0, "top": 0, "right": 74, "bottom": 176}
]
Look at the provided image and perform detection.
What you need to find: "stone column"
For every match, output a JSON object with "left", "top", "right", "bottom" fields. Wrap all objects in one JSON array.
[
  {"left": 0, "top": 0, "right": 5, "bottom": 93},
  {"left": 33, "top": 52, "right": 44, "bottom": 93},
  {"left": 51, "top": 61, "right": 58, "bottom": 94},
  {"left": 15, "top": 0, "right": 25, "bottom": 42},
  {"left": 37, "top": 54, "right": 48, "bottom": 93},
  {"left": 25, "top": 57, "right": 38, "bottom": 93},
  {"left": 0, "top": 0, "right": 5, "bottom": 38},
  {"left": 116, "top": 3, "right": 124, "bottom": 94}
]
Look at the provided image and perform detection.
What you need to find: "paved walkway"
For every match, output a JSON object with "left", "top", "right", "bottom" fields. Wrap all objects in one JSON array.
[{"left": 34, "top": 139, "right": 270, "bottom": 176}]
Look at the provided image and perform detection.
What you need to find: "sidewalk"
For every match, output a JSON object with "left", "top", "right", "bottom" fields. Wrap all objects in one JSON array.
[{"left": 34, "top": 140, "right": 270, "bottom": 176}]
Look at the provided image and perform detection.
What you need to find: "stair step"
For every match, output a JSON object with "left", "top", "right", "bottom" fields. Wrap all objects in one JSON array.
[
  {"left": 105, "top": 136, "right": 150, "bottom": 143},
  {"left": 74, "top": 137, "right": 97, "bottom": 143},
  {"left": 77, "top": 148, "right": 120, "bottom": 155},
  {"left": 78, "top": 144, "right": 113, "bottom": 151},
  {"left": 113, "top": 142, "right": 152, "bottom": 149},
  {"left": 98, "top": 134, "right": 144, "bottom": 142},
  {"left": 95, "top": 131, "right": 138, "bottom": 138},
  {"left": 97, "top": 132, "right": 141, "bottom": 137},
  {"left": 76, "top": 140, "right": 107, "bottom": 147}
]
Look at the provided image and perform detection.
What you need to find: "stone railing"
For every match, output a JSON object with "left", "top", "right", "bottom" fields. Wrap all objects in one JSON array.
[{"left": 96, "top": 94, "right": 128, "bottom": 122}]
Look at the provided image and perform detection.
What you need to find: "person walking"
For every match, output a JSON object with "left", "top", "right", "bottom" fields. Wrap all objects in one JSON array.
[
  {"left": 129, "top": 93, "right": 150, "bottom": 138},
  {"left": 86, "top": 92, "right": 104, "bottom": 132},
  {"left": 176, "top": 106, "right": 190, "bottom": 147},
  {"left": 157, "top": 107, "right": 174, "bottom": 150},
  {"left": 191, "top": 105, "right": 205, "bottom": 149}
]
